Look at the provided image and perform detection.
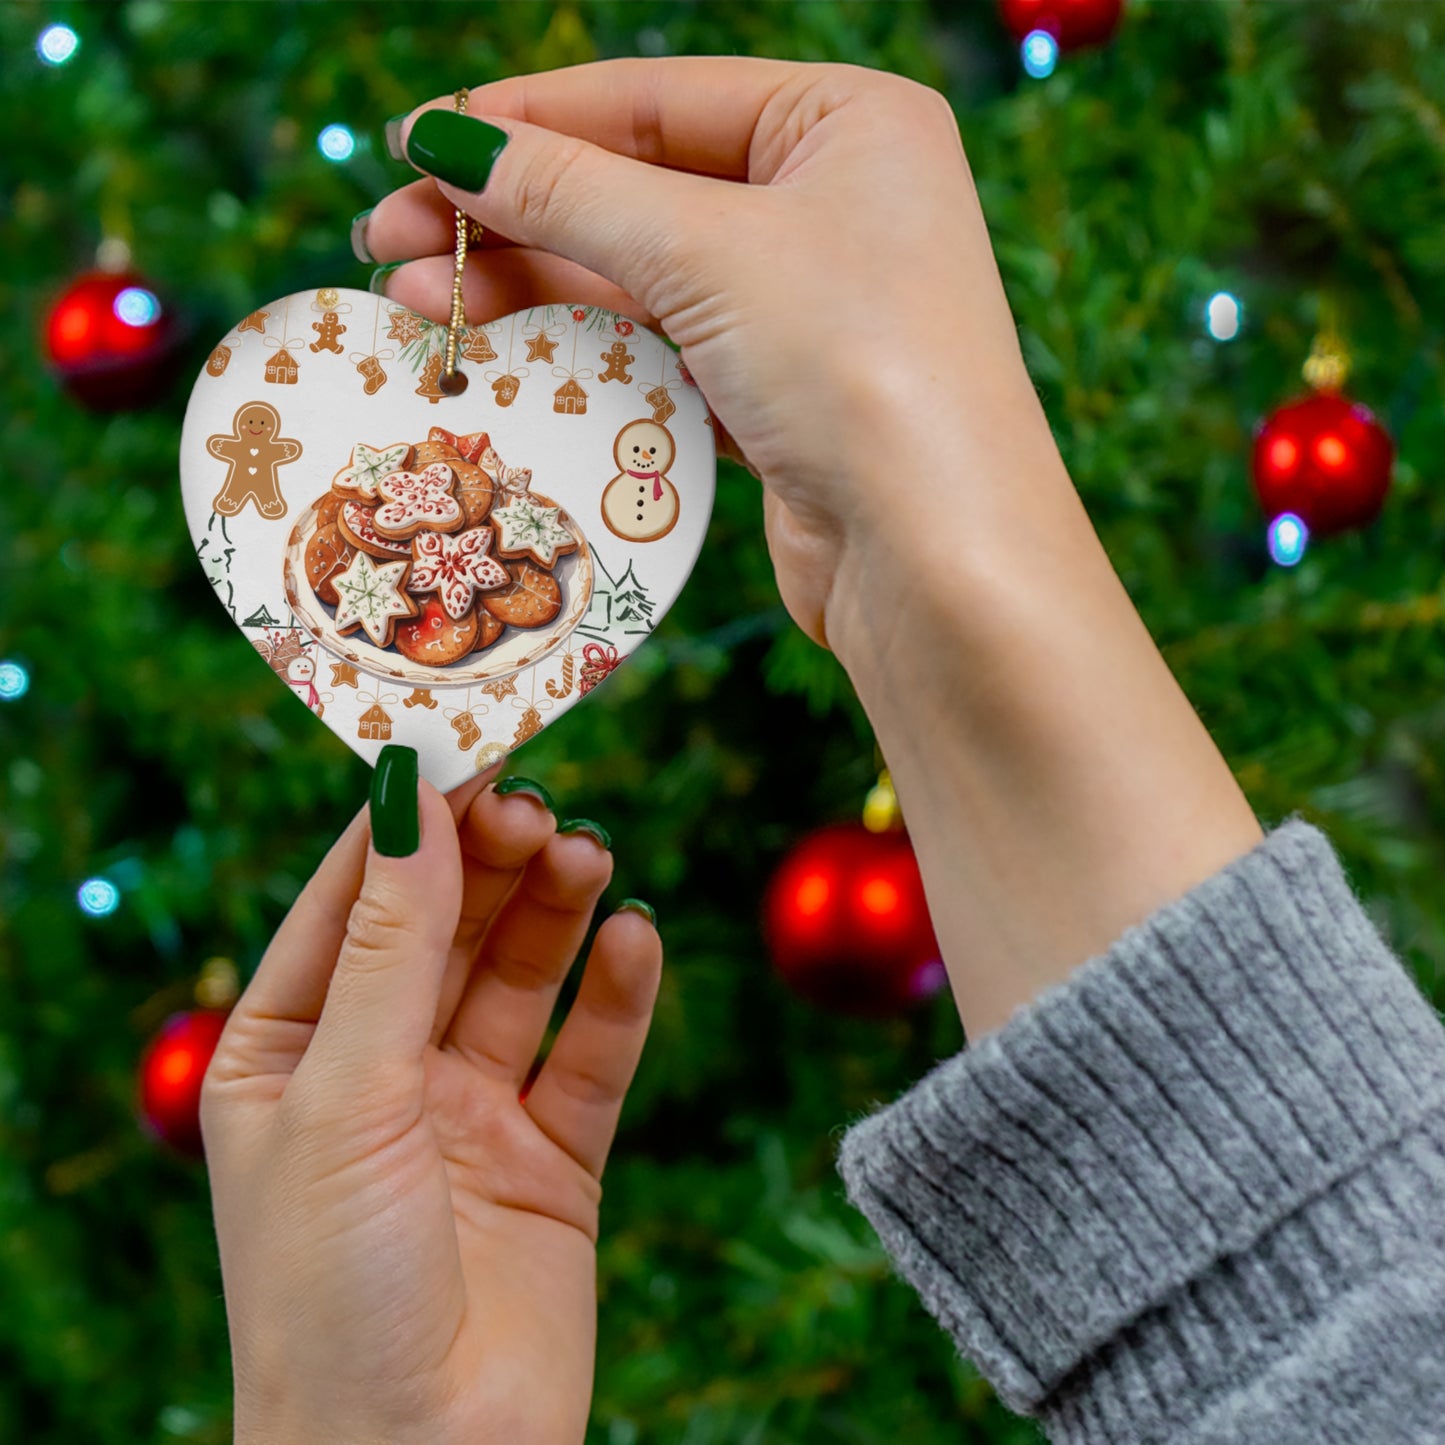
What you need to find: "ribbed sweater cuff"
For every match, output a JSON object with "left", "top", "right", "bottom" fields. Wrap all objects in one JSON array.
[{"left": 836, "top": 820, "right": 1445, "bottom": 1430}]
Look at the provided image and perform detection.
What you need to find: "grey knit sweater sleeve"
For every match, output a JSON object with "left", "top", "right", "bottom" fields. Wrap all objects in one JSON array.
[{"left": 836, "top": 821, "right": 1445, "bottom": 1443}]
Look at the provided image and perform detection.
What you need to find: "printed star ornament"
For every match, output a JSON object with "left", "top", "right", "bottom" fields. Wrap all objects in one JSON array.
[{"left": 179, "top": 288, "right": 717, "bottom": 790}]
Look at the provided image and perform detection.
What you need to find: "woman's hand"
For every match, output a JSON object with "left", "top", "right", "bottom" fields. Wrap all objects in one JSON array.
[
  {"left": 201, "top": 758, "right": 660, "bottom": 1445},
  {"left": 362, "top": 56, "right": 1039, "bottom": 650},
  {"left": 363, "top": 58, "right": 1260, "bottom": 1040}
]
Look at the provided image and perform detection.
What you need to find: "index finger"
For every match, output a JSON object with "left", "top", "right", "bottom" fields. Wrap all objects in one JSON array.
[{"left": 410, "top": 55, "right": 812, "bottom": 183}]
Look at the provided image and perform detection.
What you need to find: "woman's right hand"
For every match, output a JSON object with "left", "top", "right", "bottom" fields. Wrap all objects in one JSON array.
[
  {"left": 360, "top": 58, "right": 1058, "bottom": 651},
  {"left": 363, "top": 58, "right": 1262, "bottom": 1040}
]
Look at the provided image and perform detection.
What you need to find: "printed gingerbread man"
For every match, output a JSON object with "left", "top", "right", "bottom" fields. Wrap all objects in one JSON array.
[
  {"left": 310, "top": 310, "right": 347, "bottom": 354},
  {"left": 207, "top": 401, "right": 302, "bottom": 520},
  {"left": 599, "top": 341, "right": 634, "bottom": 384}
]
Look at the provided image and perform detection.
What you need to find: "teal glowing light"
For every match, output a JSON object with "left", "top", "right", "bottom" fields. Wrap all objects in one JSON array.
[
  {"left": 78, "top": 878, "right": 121, "bottom": 917},
  {"left": 1267, "top": 512, "right": 1308, "bottom": 567},
  {"left": 0, "top": 660, "right": 29, "bottom": 700},
  {"left": 318, "top": 124, "right": 356, "bottom": 162},
  {"left": 114, "top": 287, "right": 161, "bottom": 327},
  {"left": 38, "top": 24, "right": 79, "bottom": 66},
  {"left": 1022, "top": 30, "right": 1059, "bottom": 79}
]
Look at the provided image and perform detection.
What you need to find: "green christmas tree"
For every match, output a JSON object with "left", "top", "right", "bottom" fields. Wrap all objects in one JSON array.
[{"left": 2, "top": 4, "right": 1444, "bottom": 1443}]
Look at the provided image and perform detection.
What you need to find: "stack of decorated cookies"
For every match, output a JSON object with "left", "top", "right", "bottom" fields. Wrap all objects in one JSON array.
[{"left": 302, "top": 428, "right": 579, "bottom": 667}]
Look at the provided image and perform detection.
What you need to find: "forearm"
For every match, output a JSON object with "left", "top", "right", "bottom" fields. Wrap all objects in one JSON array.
[{"left": 825, "top": 380, "right": 1261, "bottom": 1039}]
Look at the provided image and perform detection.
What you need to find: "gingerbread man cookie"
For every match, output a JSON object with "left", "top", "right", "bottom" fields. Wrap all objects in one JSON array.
[
  {"left": 599, "top": 341, "right": 634, "bottom": 384},
  {"left": 207, "top": 401, "right": 302, "bottom": 520},
  {"left": 310, "top": 310, "right": 347, "bottom": 354}
]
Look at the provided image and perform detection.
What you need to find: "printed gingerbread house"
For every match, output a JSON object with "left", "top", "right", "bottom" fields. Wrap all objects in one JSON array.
[
  {"left": 264, "top": 347, "right": 299, "bottom": 385},
  {"left": 357, "top": 703, "right": 393, "bottom": 741},
  {"left": 553, "top": 377, "right": 588, "bottom": 415}
]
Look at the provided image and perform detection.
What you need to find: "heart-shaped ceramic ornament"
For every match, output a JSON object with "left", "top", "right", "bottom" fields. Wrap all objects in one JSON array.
[{"left": 180, "top": 287, "right": 715, "bottom": 790}]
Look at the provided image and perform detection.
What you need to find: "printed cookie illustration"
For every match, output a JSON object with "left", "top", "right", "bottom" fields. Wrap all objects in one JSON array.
[
  {"left": 394, "top": 596, "right": 481, "bottom": 665},
  {"left": 600, "top": 341, "right": 634, "bottom": 383},
  {"left": 331, "top": 550, "right": 416, "bottom": 647},
  {"left": 332, "top": 441, "right": 412, "bottom": 500},
  {"left": 482, "top": 562, "right": 563, "bottom": 629},
  {"left": 600, "top": 418, "right": 678, "bottom": 542},
  {"left": 207, "top": 401, "right": 302, "bottom": 520},
  {"left": 491, "top": 493, "right": 579, "bottom": 568},
  {"left": 310, "top": 310, "right": 347, "bottom": 354},
  {"left": 285, "top": 654, "right": 325, "bottom": 717}
]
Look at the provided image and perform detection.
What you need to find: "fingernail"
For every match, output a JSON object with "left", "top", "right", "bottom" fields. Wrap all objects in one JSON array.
[
  {"left": 558, "top": 818, "right": 612, "bottom": 850},
  {"left": 370, "top": 745, "right": 420, "bottom": 857},
  {"left": 369, "top": 261, "right": 404, "bottom": 296},
  {"left": 405, "top": 110, "right": 509, "bottom": 192},
  {"left": 617, "top": 898, "right": 656, "bottom": 926},
  {"left": 350, "top": 208, "right": 375, "bottom": 264},
  {"left": 384, "top": 113, "right": 409, "bottom": 162},
  {"left": 493, "top": 775, "right": 555, "bottom": 813}
]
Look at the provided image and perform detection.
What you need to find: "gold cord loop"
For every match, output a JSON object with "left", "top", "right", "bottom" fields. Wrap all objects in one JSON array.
[{"left": 439, "top": 87, "right": 476, "bottom": 397}]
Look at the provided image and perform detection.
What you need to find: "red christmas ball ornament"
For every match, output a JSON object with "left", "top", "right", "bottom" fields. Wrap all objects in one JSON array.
[
  {"left": 44, "top": 269, "right": 179, "bottom": 409},
  {"left": 764, "top": 822, "right": 945, "bottom": 1017},
  {"left": 137, "top": 1009, "right": 230, "bottom": 1157},
  {"left": 998, "top": 0, "right": 1124, "bottom": 50},
  {"left": 1251, "top": 392, "right": 1394, "bottom": 537}
]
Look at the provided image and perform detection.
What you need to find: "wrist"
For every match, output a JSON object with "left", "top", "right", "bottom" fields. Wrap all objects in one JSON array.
[{"left": 822, "top": 412, "right": 1261, "bottom": 1038}]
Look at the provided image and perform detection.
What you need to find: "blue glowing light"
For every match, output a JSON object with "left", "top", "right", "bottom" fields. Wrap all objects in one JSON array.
[
  {"left": 77, "top": 878, "right": 121, "bottom": 917},
  {"left": 1205, "top": 291, "right": 1242, "bottom": 342},
  {"left": 0, "top": 660, "right": 29, "bottom": 701},
  {"left": 114, "top": 287, "right": 161, "bottom": 328},
  {"left": 1021, "top": 30, "right": 1059, "bottom": 79},
  {"left": 1267, "top": 512, "right": 1309, "bottom": 567},
  {"left": 37, "top": 24, "right": 79, "bottom": 66},
  {"left": 318, "top": 124, "right": 356, "bottom": 162}
]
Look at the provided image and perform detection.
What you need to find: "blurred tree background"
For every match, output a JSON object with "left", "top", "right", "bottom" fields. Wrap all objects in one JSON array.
[{"left": 3, "top": 1, "right": 1445, "bottom": 1441}]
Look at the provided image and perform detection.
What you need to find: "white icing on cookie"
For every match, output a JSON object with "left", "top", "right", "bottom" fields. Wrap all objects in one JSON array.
[
  {"left": 332, "top": 551, "right": 413, "bottom": 646},
  {"left": 334, "top": 442, "right": 411, "bottom": 499},
  {"left": 374, "top": 462, "right": 461, "bottom": 536},
  {"left": 491, "top": 495, "right": 575, "bottom": 567},
  {"left": 408, "top": 527, "right": 510, "bottom": 619}
]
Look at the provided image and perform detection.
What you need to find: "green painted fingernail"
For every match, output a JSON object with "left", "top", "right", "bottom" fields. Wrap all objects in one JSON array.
[
  {"left": 350, "top": 208, "right": 375, "bottom": 264},
  {"left": 617, "top": 898, "right": 656, "bottom": 926},
  {"left": 370, "top": 745, "right": 419, "bottom": 857},
  {"left": 558, "top": 818, "right": 612, "bottom": 850},
  {"left": 493, "top": 775, "right": 555, "bottom": 812},
  {"left": 405, "top": 110, "right": 509, "bottom": 192},
  {"left": 369, "top": 261, "right": 404, "bottom": 296},
  {"left": 384, "top": 113, "right": 409, "bottom": 162}
]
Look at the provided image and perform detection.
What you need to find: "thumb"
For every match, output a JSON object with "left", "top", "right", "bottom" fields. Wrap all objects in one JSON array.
[
  {"left": 303, "top": 746, "right": 463, "bottom": 1088},
  {"left": 395, "top": 105, "right": 744, "bottom": 319}
]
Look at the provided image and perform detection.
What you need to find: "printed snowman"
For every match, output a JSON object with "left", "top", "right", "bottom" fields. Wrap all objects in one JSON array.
[
  {"left": 285, "top": 654, "right": 325, "bottom": 718},
  {"left": 600, "top": 419, "right": 679, "bottom": 543}
]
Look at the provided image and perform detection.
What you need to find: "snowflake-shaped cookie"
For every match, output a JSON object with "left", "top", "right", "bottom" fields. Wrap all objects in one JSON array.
[
  {"left": 332, "top": 550, "right": 415, "bottom": 647},
  {"left": 386, "top": 308, "right": 429, "bottom": 346},
  {"left": 491, "top": 494, "right": 577, "bottom": 567},
  {"left": 373, "top": 462, "right": 462, "bottom": 538},
  {"left": 332, "top": 442, "right": 411, "bottom": 500},
  {"left": 408, "top": 527, "right": 510, "bottom": 619}
]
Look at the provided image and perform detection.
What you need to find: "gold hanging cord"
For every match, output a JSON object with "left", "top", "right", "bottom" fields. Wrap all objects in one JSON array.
[{"left": 439, "top": 88, "right": 477, "bottom": 397}]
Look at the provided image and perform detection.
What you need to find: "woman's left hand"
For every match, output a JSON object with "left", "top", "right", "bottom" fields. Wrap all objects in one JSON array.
[{"left": 201, "top": 762, "right": 661, "bottom": 1445}]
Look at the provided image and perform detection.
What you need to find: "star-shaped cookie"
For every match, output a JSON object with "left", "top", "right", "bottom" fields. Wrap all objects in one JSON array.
[
  {"left": 491, "top": 494, "right": 578, "bottom": 568},
  {"left": 333, "top": 442, "right": 412, "bottom": 500},
  {"left": 332, "top": 550, "right": 415, "bottom": 647}
]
